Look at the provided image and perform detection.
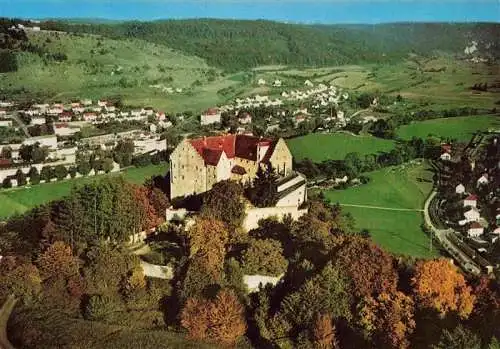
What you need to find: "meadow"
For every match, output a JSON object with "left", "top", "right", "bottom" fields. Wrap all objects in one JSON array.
[
  {"left": 396, "top": 115, "right": 500, "bottom": 141},
  {"left": 0, "top": 163, "right": 167, "bottom": 219},
  {"left": 286, "top": 132, "right": 395, "bottom": 162},
  {"left": 323, "top": 162, "right": 438, "bottom": 258}
]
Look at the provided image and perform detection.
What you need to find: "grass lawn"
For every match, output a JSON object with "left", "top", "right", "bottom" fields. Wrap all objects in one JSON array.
[
  {"left": 323, "top": 162, "right": 438, "bottom": 258},
  {"left": 287, "top": 132, "right": 395, "bottom": 162},
  {"left": 0, "top": 163, "right": 167, "bottom": 219},
  {"left": 396, "top": 115, "right": 500, "bottom": 141}
]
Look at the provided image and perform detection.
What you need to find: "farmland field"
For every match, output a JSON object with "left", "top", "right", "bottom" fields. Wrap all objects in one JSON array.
[
  {"left": 396, "top": 115, "right": 500, "bottom": 141},
  {"left": 323, "top": 162, "right": 438, "bottom": 257},
  {"left": 0, "top": 163, "right": 167, "bottom": 219},
  {"left": 287, "top": 132, "right": 395, "bottom": 162}
]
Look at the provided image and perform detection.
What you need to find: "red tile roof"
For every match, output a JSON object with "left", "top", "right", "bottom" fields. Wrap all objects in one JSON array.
[
  {"left": 204, "top": 108, "right": 219, "bottom": 116},
  {"left": 441, "top": 144, "right": 452, "bottom": 153},
  {"left": 465, "top": 194, "right": 478, "bottom": 201},
  {"left": 469, "top": 222, "right": 483, "bottom": 229},
  {"left": 189, "top": 134, "right": 275, "bottom": 165}
]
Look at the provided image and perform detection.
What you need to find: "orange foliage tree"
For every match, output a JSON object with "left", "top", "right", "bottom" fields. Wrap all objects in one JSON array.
[
  {"left": 334, "top": 236, "right": 397, "bottom": 298},
  {"left": 312, "top": 313, "right": 339, "bottom": 349},
  {"left": 36, "top": 241, "right": 79, "bottom": 281},
  {"left": 131, "top": 184, "right": 161, "bottom": 231},
  {"left": 412, "top": 258, "right": 475, "bottom": 319},
  {"left": 181, "top": 289, "right": 247, "bottom": 346},
  {"left": 187, "top": 218, "right": 229, "bottom": 279},
  {"left": 357, "top": 291, "right": 415, "bottom": 349},
  {"left": 470, "top": 277, "right": 500, "bottom": 341}
]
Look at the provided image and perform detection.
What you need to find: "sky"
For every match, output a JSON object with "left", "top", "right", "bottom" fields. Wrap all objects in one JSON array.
[{"left": 0, "top": 0, "right": 499, "bottom": 24}]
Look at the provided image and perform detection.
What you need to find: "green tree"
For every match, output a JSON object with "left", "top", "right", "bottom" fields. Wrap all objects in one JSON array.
[
  {"left": 29, "top": 167, "right": 40, "bottom": 184},
  {"left": 201, "top": 180, "right": 246, "bottom": 229},
  {"left": 0, "top": 256, "right": 41, "bottom": 305},
  {"left": 343, "top": 152, "right": 363, "bottom": 178},
  {"left": 15, "top": 169, "right": 27, "bottom": 186},
  {"left": 2, "top": 177, "right": 12, "bottom": 188},
  {"left": 31, "top": 145, "right": 48, "bottom": 163},
  {"left": 19, "top": 144, "right": 33, "bottom": 162},
  {"left": 1, "top": 146, "right": 12, "bottom": 159},
  {"left": 54, "top": 165, "right": 67, "bottom": 181},
  {"left": 248, "top": 165, "right": 279, "bottom": 208},
  {"left": 242, "top": 238, "right": 288, "bottom": 276},
  {"left": 433, "top": 325, "right": 481, "bottom": 349},
  {"left": 77, "top": 161, "right": 91, "bottom": 176},
  {"left": 40, "top": 166, "right": 53, "bottom": 182},
  {"left": 102, "top": 158, "right": 114, "bottom": 173},
  {"left": 83, "top": 294, "right": 121, "bottom": 321}
]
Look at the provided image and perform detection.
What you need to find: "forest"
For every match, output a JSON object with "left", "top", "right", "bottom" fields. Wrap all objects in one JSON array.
[
  {"left": 0, "top": 175, "right": 499, "bottom": 349},
  {"left": 38, "top": 19, "right": 500, "bottom": 71}
]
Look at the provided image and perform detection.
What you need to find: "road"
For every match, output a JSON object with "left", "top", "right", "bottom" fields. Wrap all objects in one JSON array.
[
  {"left": 0, "top": 294, "right": 17, "bottom": 349},
  {"left": 423, "top": 191, "right": 481, "bottom": 274},
  {"left": 8, "top": 112, "right": 30, "bottom": 138},
  {"left": 338, "top": 203, "right": 423, "bottom": 212}
]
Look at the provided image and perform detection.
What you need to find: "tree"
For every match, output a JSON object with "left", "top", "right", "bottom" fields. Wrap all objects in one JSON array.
[
  {"left": 15, "top": 169, "right": 27, "bottom": 186},
  {"left": 181, "top": 289, "right": 247, "bottom": 346},
  {"left": 242, "top": 238, "right": 288, "bottom": 276},
  {"left": 470, "top": 277, "right": 500, "bottom": 342},
  {"left": 102, "top": 158, "right": 114, "bottom": 173},
  {"left": 146, "top": 187, "right": 169, "bottom": 219},
  {"left": 433, "top": 325, "right": 481, "bottom": 349},
  {"left": 357, "top": 291, "right": 415, "bottom": 349},
  {"left": 19, "top": 144, "right": 32, "bottom": 162},
  {"left": 201, "top": 180, "right": 246, "bottom": 229},
  {"left": 248, "top": 165, "right": 279, "bottom": 208},
  {"left": 312, "top": 314, "right": 339, "bottom": 349},
  {"left": 187, "top": 218, "right": 229, "bottom": 279},
  {"left": 1, "top": 146, "right": 12, "bottom": 159},
  {"left": 412, "top": 259, "right": 475, "bottom": 319},
  {"left": 40, "top": 166, "right": 53, "bottom": 182},
  {"left": 334, "top": 236, "right": 397, "bottom": 298},
  {"left": 68, "top": 166, "right": 77, "bottom": 178},
  {"left": 77, "top": 161, "right": 91, "bottom": 176},
  {"left": 343, "top": 152, "right": 363, "bottom": 178},
  {"left": 83, "top": 294, "right": 121, "bottom": 321},
  {"left": 0, "top": 256, "right": 41, "bottom": 305},
  {"left": 31, "top": 145, "right": 48, "bottom": 163},
  {"left": 2, "top": 177, "right": 12, "bottom": 188},
  {"left": 36, "top": 241, "right": 79, "bottom": 281},
  {"left": 54, "top": 164, "right": 67, "bottom": 181}
]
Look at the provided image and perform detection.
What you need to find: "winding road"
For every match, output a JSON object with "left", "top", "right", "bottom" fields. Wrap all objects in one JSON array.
[{"left": 0, "top": 294, "right": 17, "bottom": 349}]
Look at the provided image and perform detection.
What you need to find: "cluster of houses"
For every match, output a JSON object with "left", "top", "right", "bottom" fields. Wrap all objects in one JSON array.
[{"left": 19, "top": 99, "right": 172, "bottom": 128}]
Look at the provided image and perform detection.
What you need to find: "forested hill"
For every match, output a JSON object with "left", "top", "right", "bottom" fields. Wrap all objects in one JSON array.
[{"left": 33, "top": 19, "right": 500, "bottom": 71}]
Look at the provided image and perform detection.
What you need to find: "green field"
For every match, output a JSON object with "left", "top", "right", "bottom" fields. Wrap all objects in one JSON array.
[
  {"left": 396, "top": 115, "right": 500, "bottom": 141},
  {"left": 0, "top": 164, "right": 167, "bottom": 219},
  {"left": 287, "top": 132, "right": 395, "bottom": 162},
  {"left": 323, "top": 162, "right": 438, "bottom": 257}
]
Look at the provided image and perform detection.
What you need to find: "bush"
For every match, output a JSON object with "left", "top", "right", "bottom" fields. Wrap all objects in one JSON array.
[
  {"left": 2, "top": 177, "right": 12, "bottom": 189},
  {"left": 242, "top": 238, "right": 288, "bottom": 276},
  {"left": 54, "top": 165, "right": 67, "bottom": 181},
  {"left": 83, "top": 294, "right": 121, "bottom": 321},
  {"left": 77, "top": 161, "right": 91, "bottom": 176}
]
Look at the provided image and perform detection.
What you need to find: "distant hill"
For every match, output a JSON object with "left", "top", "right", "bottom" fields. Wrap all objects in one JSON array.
[{"left": 39, "top": 19, "right": 500, "bottom": 71}]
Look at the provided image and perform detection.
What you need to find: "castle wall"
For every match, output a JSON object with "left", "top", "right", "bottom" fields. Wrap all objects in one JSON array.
[
  {"left": 242, "top": 206, "right": 308, "bottom": 231},
  {"left": 269, "top": 138, "right": 293, "bottom": 176},
  {"left": 170, "top": 140, "right": 206, "bottom": 199}
]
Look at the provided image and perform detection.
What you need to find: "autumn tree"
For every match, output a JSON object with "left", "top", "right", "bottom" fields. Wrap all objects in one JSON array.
[
  {"left": 201, "top": 180, "right": 246, "bottom": 229},
  {"left": 241, "top": 238, "right": 288, "bottom": 276},
  {"left": 312, "top": 314, "right": 339, "bottom": 349},
  {"left": 0, "top": 256, "right": 41, "bottom": 305},
  {"left": 412, "top": 259, "right": 475, "bottom": 319},
  {"left": 36, "top": 241, "right": 79, "bottom": 281},
  {"left": 470, "top": 277, "right": 500, "bottom": 342},
  {"left": 334, "top": 236, "right": 397, "bottom": 298},
  {"left": 357, "top": 291, "right": 415, "bottom": 349},
  {"left": 181, "top": 289, "right": 247, "bottom": 346}
]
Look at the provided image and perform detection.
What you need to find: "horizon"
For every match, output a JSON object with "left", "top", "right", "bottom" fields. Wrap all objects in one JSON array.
[{"left": 1, "top": 0, "right": 499, "bottom": 24}]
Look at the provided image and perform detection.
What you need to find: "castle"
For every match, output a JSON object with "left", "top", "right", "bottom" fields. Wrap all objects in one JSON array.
[{"left": 169, "top": 134, "right": 293, "bottom": 199}]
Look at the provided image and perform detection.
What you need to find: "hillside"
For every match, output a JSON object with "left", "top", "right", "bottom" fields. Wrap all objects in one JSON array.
[{"left": 42, "top": 19, "right": 500, "bottom": 71}]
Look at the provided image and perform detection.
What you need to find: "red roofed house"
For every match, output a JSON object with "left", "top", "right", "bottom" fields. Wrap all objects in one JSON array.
[
  {"left": 463, "top": 194, "right": 478, "bottom": 208},
  {"left": 440, "top": 143, "right": 452, "bottom": 161},
  {"left": 169, "top": 134, "right": 293, "bottom": 199},
  {"left": 200, "top": 108, "right": 221, "bottom": 125},
  {"left": 468, "top": 222, "right": 484, "bottom": 237}
]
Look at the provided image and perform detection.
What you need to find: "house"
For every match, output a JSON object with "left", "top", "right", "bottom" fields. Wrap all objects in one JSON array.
[
  {"left": 294, "top": 114, "right": 307, "bottom": 126},
  {"left": 463, "top": 194, "right": 478, "bottom": 208},
  {"left": 200, "top": 108, "right": 222, "bottom": 125},
  {"left": 464, "top": 207, "right": 480, "bottom": 222},
  {"left": 169, "top": 134, "right": 293, "bottom": 199},
  {"left": 31, "top": 117, "right": 46, "bottom": 125},
  {"left": 53, "top": 123, "right": 80, "bottom": 136},
  {"left": 238, "top": 112, "right": 252, "bottom": 125},
  {"left": 23, "top": 135, "right": 57, "bottom": 149},
  {"left": 273, "top": 80, "right": 282, "bottom": 87},
  {"left": 58, "top": 112, "right": 73, "bottom": 122},
  {"left": 156, "top": 112, "right": 166, "bottom": 121},
  {"left": 468, "top": 222, "right": 484, "bottom": 237},
  {"left": 304, "top": 80, "right": 314, "bottom": 87},
  {"left": 105, "top": 105, "right": 116, "bottom": 112},
  {"left": 275, "top": 172, "right": 307, "bottom": 207},
  {"left": 455, "top": 184, "right": 466, "bottom": 195},
  {"left": 477, "top": 174, "right": 489, "bottom": 186},
  {"left": 440, "top": 152, "right": 451, "bottom": 161},
  {"left": 97, "top": 100, "right": 108, "bottom": 107},
  {"left": 0, "top": 120, "right": 12, "bottom": 127},
  {"left": 83, "top": 113, "right": 97, "bottom": 122},
  {"left": 0, "top": 110, "right": 6, "bottom": 117},
  {"left": 81, "top": 99, "right": 92, "bottom": 106},
  {"left": 492, "top": 227, "right": 500, "bottom": 235},
  {"left": 258, "top": 78, "right": 266, "bottom": 85}
]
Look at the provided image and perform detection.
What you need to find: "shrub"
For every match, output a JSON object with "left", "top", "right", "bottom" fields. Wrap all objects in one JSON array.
[
  {"left": 242, "top": 238, "right": 288, "bottom": 276},
  {"left": 2, "top": 177, "right": 12, "bottom": 189},
  {"left": 83, "top": 294, "right": 121, "bottom": 321}
]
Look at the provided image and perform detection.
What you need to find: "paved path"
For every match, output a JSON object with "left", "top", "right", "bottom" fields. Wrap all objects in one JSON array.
[
  {"left": 338, "top": 203, "right": 423, "bottom": 212},
  {"left": 0, "top": 294, "right": 17, "bottom": 349}
]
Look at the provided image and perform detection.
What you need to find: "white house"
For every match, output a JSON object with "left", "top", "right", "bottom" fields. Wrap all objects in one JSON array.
[
  {"left": 258, "top": 78, "right": 266, "bottom": 85},
  {"left": 468, "top": 222, "right": 484, "bottom": 237},
  {"left": 304, "top": 80, "right": 314, "bottom": 87},
  {"left": 31, "top": 117, "right": 46, "bottom": 125},
  {"left": 455, "top": 184, "right": 466, "bottom": 195},
  {"left": 0, "top": 110, "right": 6, "bottom": 117},
  {"left": 440, "top": 152, "right": 451, "bottom": 161},
  {"left": 463, "top": 194, "right": 478, "bottom": 208},
  {"left": 0, "top": 120, "right": 13, "bottom": 127},
  {"left": 477, "top": 174, "right": 489, "bottom": 186},
  {"left": 81, "top": 99, "right": 92, "bottom": 106},
  {"left": 238, "top": 112, "right": 252, "bottom": 125},
  {"left": 273, "top": 80, "right": 282, "bottom": 87},
  {"left": 200, "top": 108, "right": 221, "bottom": 125},
  {"left": 97, "top": 100, "right": 108, "bottom": 107},
  {"left": 464, "top": 207, "right": 480, "bottom": 222}
]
